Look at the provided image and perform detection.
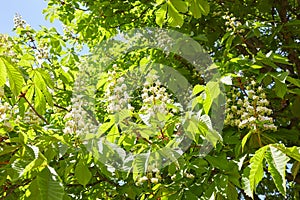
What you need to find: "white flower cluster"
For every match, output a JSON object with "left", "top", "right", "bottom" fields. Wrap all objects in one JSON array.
[
  {"left": 155, "top": 29, "right": 173, "bottom": 55},
  {"left": 0, "top": 35, "right": 16, "bottom": 59},
  {"left": 36, "top": 44, "right": 49, "bottom": 60},
  {"left": 33, "top": 44, "right": 49, "bottom": 68},
  {"left": 104, "top": 65, "right": 133, "bottom": 113},
  {"left": 135, "top": 168, "right": 161, "bottom": 186},
  {"left": 13, "top": 14, "right": 27, "bottom": 29},
  {"left": 0, "top": 102, "right": 10, "bottom": 122},
  {"left": 225, "top": 80, "right": 277, "bottom": 132},
  {"left": 0, "top": 101, "right": 13, "bottom": 130},
  {"left": 169, "top": 170, "right": 195, "bottom": 181},
  {"left": 140, "top": 73, "right": 173, "bottom": 117},
  {"left": 63, "top": 96, "right": 98, "bottom": 135},
  {"left": 23, "top": 110, "right": 40, "bottom": 125},
  {"left": 222, "top": 14, "right": 244, "bottom": 33}
]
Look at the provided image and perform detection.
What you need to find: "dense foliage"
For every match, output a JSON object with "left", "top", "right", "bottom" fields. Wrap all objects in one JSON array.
[{"left": 0, "top": 0, "right": 300, "bottom": 199}]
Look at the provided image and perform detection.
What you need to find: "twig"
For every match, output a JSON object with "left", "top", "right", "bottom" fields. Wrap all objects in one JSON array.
[
  {"left": 54, "top": 103, "right": 70, "bottom": 112},
  {"left": 19, "top": 92, "right": 49, "bottom": 124}
]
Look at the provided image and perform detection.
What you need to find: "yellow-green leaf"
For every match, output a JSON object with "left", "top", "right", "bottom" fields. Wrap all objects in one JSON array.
[
  {"left": 0, "top": 57, "right": 24, "bottom": 96},
  {"left": 249, "top": 146, "right": 268, "bottom": 192}
]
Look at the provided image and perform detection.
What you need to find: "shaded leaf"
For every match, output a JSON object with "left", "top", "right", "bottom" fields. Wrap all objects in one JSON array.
[
  {"left": 75, "top": 160, "right": 92, "bottom": 187},
  {"left": 37, "top": 166, "right": 64, "bottom": 200}
]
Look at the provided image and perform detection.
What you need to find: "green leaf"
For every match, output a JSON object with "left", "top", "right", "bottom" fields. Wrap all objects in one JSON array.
[
  {"left": 250, "top": 64, "right": 263, "bottom": 69},
  {"left": 265, "top": 146, "right": 289, "bottom": 196},
  {"left": 25, "top": 179, "right": 42, "bottom": 200},
  {"left": 270, "top": 71, "right": 289, "bottom": 83},
  {"left": 188, "top": 0, "right": 202, "bottom": 19},
  {"left": 221, "top": 32, "right": 232, "bottom": 44},
  {"left": 37, "top": 166, "right": 64, "bottom": 200},
  {"left": 34, "top": 70, "right": 53, "bottom": 107},
  {"left": 155, "top": 4, "right": 167, "bottom": 27},
  {"left": 227, "top": 182, "right": 238, "bottom": 199},
  {"left": 106, "top": 125, "right": 120, "bottom": 143},
  {"left": 203, "top": 90, "right": 212, "bottom": 114},
  {"left": 0, "top": 57, "right": 7, "bottom": 87},
  {"left": 75, "top": 160, "right": 92, "bottom": 187},
  {"left": 193, "top": 34, "right": 208, "bottom": 41},
  {"left": 167, "top": 2, "right": 184, "bottom": 27},
  {"left": 132, "top": 151, "right": 150, "bottom": 175},
  {"left": 241, "top": 167, "right": 253, "bottom": 199},
  {"left": 171, "top": 0, "right": 188, "bottom": 13},
  {"left": 198, "top": 0, "right": 210, "bottom": 16},
  {"left": 183, "top": 116, "right": 200, "bottom": 142},
  {"left": 0, "top": 57, "right": 24, "bottom": 96},
  {"left": 291, "top": 161, "right": 300, "bottom": 180},
  {"left": 241, "top": 131, "right": 252, "bottom": 152},
  {"left": 204, "top": 81, "right": 221, "bottom": 114},
  {"left": 206, "top": 155, "right": 231, "bottom": 171},
  {"left": 192, "top": 84, "right": 205, "bottom": 95},
  {"left": 34, "top": 86, "right": 47, "bottom": 115},
  {"left": 280, "top": 146, "right": 300, "bottom": 162},
  {"left": 248, "top": 146, "right": 268, "bottom": 193},
  {"left": 274, "top": 79, "right": 287, "bottom": 99},
  {"left": 287, "top": 76, "right": 300, "bottom": 88}
]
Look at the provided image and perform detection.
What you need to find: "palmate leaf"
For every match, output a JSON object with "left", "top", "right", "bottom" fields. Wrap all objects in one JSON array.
[
  {"left": 265, "top": 146, "right": 290, "bottom": 196},
  {"left": 36, "top": 166, "right": 64, "bottom": 200}
]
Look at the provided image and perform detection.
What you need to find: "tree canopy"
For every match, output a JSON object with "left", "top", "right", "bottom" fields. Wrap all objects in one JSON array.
[{"left": 0, "top": 0, "right": 300, "bottom": 199}]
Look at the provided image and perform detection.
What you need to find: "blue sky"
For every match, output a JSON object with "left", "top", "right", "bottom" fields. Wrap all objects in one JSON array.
[{"left": 0, "top": 0, "right": 61, "bottom": 35}]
